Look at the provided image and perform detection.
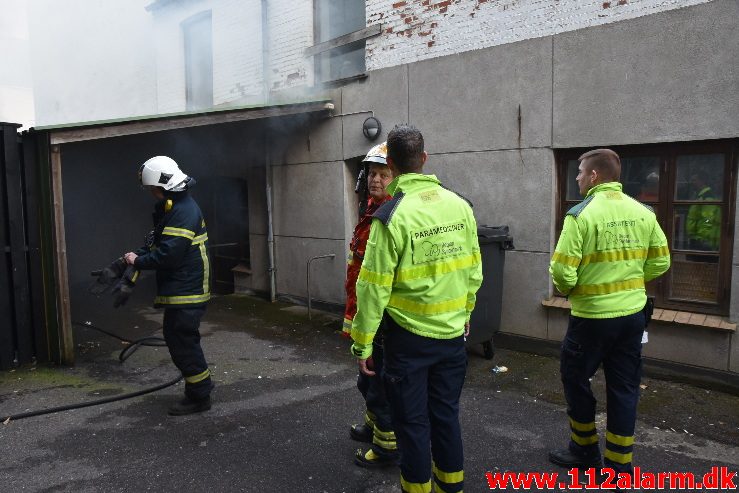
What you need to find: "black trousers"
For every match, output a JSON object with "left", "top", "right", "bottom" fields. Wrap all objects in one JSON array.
[
  {"left": 357, "top": 340, "right": 397, "bottom": 457},
  {"left": 163, "top": 307, "right": 213, "bottom": 401},
  {"left": 561, "top": 310, "right": 645, "bottom": 473},
  {"left": 383, "top": 315, "right": 467, "bottom": 493}
]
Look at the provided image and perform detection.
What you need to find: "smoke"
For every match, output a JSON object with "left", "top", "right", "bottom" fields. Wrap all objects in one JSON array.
[
  {"left": 0, "top": 0, "right": 34, "bottom": 129},
  {"left": 19, "top": 0, "right": 324, "bottom": 129}
]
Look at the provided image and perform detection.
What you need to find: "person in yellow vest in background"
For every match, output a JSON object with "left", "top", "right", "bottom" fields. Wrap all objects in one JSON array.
[
  {"left": 548, "top": 149, "right": 670, "bottom": 478},
  {"left": 686, "top": 171, "right": 720, "bottom": 259},
  {"left": 351, "top": 124, "right": 483, "bottom": 493}
]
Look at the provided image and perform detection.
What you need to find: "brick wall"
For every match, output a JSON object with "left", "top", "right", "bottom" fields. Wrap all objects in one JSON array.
[
  {"left": 152, "top": 0, "right": 314, "bottom": 113},
  {"left": 365, "top": 0, "right": 712, "bottom": 71}
]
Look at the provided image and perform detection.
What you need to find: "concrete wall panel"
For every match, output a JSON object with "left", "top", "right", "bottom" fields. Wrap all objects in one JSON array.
[
  {"left": 547, "top": 308, "right": 569, "bottom": 343},
  {"left": 408, "top": 36, "right": 552, "bottom": 154},
  {"left": 278, "top": 117, "right": 343, "bottom": 165},
  {"left": 730, "top": 333, "right": 739, "bottom": 374},
  {"left": 271, "top": 161, "right": 345, "bottom": 239},
  {"left": 425, "top": 148, "right": 554, "bottom": 253},
  {"left": 247, "top": 165, "right": 268, "bottom": 236},
  {"left": 340, "top": 65, "right": 410, "bottom": 160},
  {"left": 642, "top": 324, "right": 731, "bottom": 371},
  {"left": 246, "top": 233, "right": 270, "bottom": 293},
  {"left": 274, "top": 237, "right": 346, "bottom": 304},
  {"left": 553, "top": 0, "right": 739, "bottom": 147},
  {"left": 498, "top": 251, "right": 550, "bottom": 339}
]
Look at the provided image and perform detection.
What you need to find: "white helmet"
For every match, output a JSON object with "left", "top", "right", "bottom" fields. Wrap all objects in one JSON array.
[
  {"left": 138, "top": 156, "right": 190, "bottom": 191},
  {"left": 362, "top": 141, "right": 387, "bottom": 166}
]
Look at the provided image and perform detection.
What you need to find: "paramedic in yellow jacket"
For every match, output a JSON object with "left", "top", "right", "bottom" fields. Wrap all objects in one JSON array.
[
  {"left": 548, "top": 149, "right": 670, "bottom": 477},
  {"left": 351, "top": 124, "right": 483, "bottom": 493}
]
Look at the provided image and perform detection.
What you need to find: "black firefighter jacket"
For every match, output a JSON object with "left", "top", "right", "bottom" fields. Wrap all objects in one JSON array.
[{"left": 134, "top": 191, "right": 211, "bottom": 308}]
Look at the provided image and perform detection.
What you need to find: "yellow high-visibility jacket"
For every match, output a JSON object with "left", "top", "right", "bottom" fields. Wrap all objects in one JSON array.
[
  {"left": 351, "top": 173, "right": 483, "bottom": 359},
  {"left": 550, "top": 182, "right": 671, "bottom": 319}
]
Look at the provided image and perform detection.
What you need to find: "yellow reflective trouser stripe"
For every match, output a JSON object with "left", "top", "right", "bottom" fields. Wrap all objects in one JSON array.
[
  {"left": 569, "top": 417, "right": 596, "bottom": 432},
  {"left": 155, "top": 293, "right": 211, "bottom": 304},
  {"left": 192, "top": 233, "right": 208, "bottom": 244},
  {"left": 374, "top": 427, "right": 396, "bottom": 441},
  {"left": 388, "top": 293, "right": 467, "bottom": 316},
  {"left": 358, "top": 267, "right": 394, "bottom": 287},
  {"left": 162, "top": 227, "right": 195, "bottom": 240},
  {"left": 647, "top": 245, "right": 670, "bottom": 258},
  {"left": 606, "top": 431, "right": 634, "bottom": 447},
  {"left": 580, "top": 248, "right": 647, "bottom": 267},
  {"left": 395, "top": 252, "right": 481, "bottom": 282},
  {"left": 131, "top": 271, "right": 139, "bottom": 283},
  {"left": 570, "top": 277, "right": 644, "bottom": 296},
  {"left": 373, "top": 435, "right": 398, "bottom": 450},
  {"left": 604, "top": 449, "right": 633, "bottom": 464},
  {"left": 552, "top": 251, "right": 581, "bottom": 267},
  {"left": 365, "top": 411, "right": 376, "bottom": 427},
  {"left": 342, "top": 318, "right": 352, "bottom": 333},
  {"left": 199, "top": 243, "right": 210, "bottom": 294},
  {"left": 571, "top": 432, "right": 600, "bottom": 446},
  {"left": 185, "top": 368, "right": 210, "bottom": 384},
  {"left": 433, "top": 463, "right": 464, "bottom": 484},
  {"left": 401, "top": 476, "right": 432, "bottom": 493}
]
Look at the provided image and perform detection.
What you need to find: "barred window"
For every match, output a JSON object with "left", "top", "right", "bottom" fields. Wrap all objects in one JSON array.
[{"left": 556, "top": 140, "right": 738, "bottom": 315}]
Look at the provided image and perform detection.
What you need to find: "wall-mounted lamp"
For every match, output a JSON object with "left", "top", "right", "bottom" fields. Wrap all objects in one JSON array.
[{"left": 362, "top": 117, "right": 382, "bottom": 141}]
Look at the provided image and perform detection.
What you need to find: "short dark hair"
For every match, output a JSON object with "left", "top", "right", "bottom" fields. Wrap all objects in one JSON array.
[
  {"left": 578, "top": 148, "right": 621, "bottom": 182},
  {"left": 387, "top": 124, "right": 425, "bottom": 173}
]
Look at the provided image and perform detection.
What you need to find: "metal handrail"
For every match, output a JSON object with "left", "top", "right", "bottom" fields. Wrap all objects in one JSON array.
[{"left": 306, "top": 254, "right": 336, "bottom": 320}]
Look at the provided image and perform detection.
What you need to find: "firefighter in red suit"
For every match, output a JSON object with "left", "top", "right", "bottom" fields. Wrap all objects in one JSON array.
[{"left": 344, "top": 142, "right": 398, "bottom": 467}]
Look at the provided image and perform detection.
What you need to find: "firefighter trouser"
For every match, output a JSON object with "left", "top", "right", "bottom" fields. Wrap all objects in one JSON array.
[
  {"left": 357, "top": 340, "right": 397, "bottom": 458},
  {"left": 383, "top": 315, "right": 466, "bottom": 493},
  {"left": 163, "top": 307, "right": 213, "bottom": 401},
  {"left": 561, "top": 310, "right": 645, "bottom": 474}
]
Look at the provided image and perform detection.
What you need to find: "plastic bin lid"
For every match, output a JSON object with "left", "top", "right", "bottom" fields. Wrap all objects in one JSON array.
[{"left": 477, "top": 225, "right": 514, "bottom": 248}]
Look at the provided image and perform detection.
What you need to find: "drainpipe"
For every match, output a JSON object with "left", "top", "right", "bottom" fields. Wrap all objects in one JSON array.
[{"left": 265, "top": 135, "right": 276, "bottom": 302}]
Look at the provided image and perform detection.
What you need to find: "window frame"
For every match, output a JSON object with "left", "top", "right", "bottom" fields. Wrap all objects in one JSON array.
[
  {"left": 555, "top": 139, "right": 738, "bottom": 316},
  {"left": 311, "top": 0, "right": 377, "bottom": 85}
]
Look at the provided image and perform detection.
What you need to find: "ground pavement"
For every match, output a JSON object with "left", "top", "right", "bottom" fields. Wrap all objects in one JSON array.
[{"left": 1, "top": 294, "right": 738, "bottom": 492}]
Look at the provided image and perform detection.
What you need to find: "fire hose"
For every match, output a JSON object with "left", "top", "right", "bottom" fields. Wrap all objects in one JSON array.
[{"left": 2, "top": 321, "right": 182, "bottom": 422}]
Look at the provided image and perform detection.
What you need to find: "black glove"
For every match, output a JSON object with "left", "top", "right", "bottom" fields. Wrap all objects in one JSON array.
[
  {"left": 112, "top": 264, "right": 139, "bottom": 308},
  {"left": 89, "top": 258, "right": 127, "bottom": 295}
]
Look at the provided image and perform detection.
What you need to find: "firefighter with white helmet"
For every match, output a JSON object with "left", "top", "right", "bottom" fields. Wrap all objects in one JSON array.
[
  {"left": 124, "top": 156, "right": 214, "bottom": 415},
  {"left": 344, "top": 142, "right": 399, "bottom": 467}
]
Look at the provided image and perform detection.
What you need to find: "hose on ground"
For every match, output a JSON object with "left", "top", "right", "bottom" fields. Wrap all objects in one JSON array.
[{"left": 2, "top": 321, "right": 182, "bottom": 422}]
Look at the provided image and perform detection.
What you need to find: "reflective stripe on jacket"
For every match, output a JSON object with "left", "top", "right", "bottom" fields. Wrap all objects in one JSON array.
[
  {"left": 351, "top": 173, "right": 483, "bottom": 359},
  {"left": 343, "top": 196, "right": 390, "bottom": 335},
  {"left": 549, "top": 182, "right": 671, "bottom": 319},
  {"left": 134, "top": 192, "right": 211, "bottom": 308}
]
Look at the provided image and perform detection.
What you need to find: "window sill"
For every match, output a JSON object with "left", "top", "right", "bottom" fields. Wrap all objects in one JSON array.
[{"left": 541, "top": 298, "right": 736, "bottom": 332}]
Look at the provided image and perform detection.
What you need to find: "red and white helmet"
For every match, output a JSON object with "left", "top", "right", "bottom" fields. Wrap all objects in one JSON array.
[
  {"left": 362, "top": 141, "right": 387, "bottom": 166},
  {"left": 138, "top": 156, "right": 190, "bottom": 191}
]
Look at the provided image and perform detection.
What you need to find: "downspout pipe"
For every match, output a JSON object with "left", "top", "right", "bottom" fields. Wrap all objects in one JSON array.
[{"left": 262, "top": 0, "right": 277, "bottom": 302}]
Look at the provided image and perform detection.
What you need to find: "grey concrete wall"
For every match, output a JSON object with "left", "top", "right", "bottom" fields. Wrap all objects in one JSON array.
[
  {"left": 643, "top": 324, "right": 732, "bottom": 372},
  {"left": 409, "top": 36, "right": 552, "bottom": 153},
  {"left": 264, "top": 0, "right": 739, "bottom": 374},
  {"left": 341, "top": 65, "right": 410, "bottom": 160},
  {"left": 553, "top": 0, "right": 739, "bottom": 148},
  {"left": 274, "top": 237, "right": 346, "bottom": 303}
]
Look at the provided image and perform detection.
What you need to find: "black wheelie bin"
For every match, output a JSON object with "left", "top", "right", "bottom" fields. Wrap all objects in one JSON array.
[{"left": 467, "top": 225, "right": 514, "bottom": 360}]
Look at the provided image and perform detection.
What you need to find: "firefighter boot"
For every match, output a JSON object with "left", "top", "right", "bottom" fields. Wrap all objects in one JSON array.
[
  {"left": 354, "top": 448, "right": 400, "bottom": 469},
  {"left": 350, "top": 423, "right": 373, "bottom": 443},
  {"left": 168, "top": 395, "right": 212, "bottom": 416}
]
